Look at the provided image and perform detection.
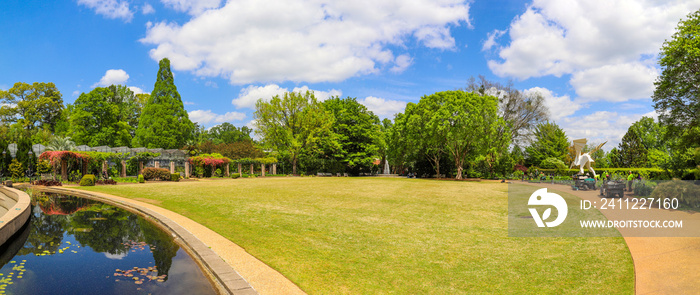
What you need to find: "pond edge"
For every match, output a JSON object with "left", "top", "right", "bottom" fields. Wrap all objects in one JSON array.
[
  {"left": 0, "top": 186, "right": 32, "bottom": 247},
  {"left": 29, "top": 185, "right": 257, "bottom": 295}
]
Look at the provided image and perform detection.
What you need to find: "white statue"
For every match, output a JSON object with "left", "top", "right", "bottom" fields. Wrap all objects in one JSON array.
[{"left": 569, "top": 138, "right": 606, "bottom": 177}]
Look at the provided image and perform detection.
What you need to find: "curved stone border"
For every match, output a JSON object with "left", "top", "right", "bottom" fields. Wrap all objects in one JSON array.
[
  {"left": 32, "top": 186, "right": 257, "bottom": 295},
  {"left": 0, "top": 186, "right": 32, "bottom": 247}
]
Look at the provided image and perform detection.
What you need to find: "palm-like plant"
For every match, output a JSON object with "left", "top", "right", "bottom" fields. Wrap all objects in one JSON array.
[{"left": 47, "top": 136, "right": 77, "bottom": 151}]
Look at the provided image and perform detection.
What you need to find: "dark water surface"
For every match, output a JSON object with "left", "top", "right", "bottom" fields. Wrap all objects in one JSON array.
[{"left": 0, "top": 191, "right": 216, "bottom": 295}]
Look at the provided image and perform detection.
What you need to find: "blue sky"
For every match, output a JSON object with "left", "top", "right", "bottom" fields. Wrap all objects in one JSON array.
[{"left": 2, "top": 0, "right": 699, "bottom": 149}]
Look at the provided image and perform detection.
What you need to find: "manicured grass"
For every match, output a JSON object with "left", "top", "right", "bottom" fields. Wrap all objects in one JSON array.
[{"left": 79, "top": 178, "right": 634, "bottom": 294}]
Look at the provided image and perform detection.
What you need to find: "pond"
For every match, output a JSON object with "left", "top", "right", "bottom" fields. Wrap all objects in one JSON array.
[{"left": 0, "top": 191, "right": 217, "bottom": 295}]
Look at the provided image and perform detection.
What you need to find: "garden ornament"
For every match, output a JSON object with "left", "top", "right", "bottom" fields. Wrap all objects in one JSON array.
[{"left": 569, "top": 138, "right": 606, "bottom": 177}]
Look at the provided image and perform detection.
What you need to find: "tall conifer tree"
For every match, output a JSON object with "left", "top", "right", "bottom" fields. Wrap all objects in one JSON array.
[{"left": 133, "top": 58, "right": 194, "bottom": 149}]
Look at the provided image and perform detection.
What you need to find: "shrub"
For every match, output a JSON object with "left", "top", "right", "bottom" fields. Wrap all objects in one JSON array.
[
  {"left": 142, "top": 167, "right": 171, "bottom": 180},
  {"left": 138, "top": 174, "right": 145, "bottom": 183},
  {"left": 37, "top": 160, "right": 53, "bottom": 174},
  {"left": 9, "top": 159, "right": 23, "bottom": 180},
  {"left": 80, "top": 174, "right": 96, "bottom": 186},
  {"left": 650, "top": 180, "right": 700, "bottom": 208},
  {"left": 231, "top": 174, "right": 240, "bottom": 179},
  {"left": 171, "top": 173, "right": 180, "bottom": 182},
  {"left": 96, "top": 179, "right": 117, "bottom": 185}
]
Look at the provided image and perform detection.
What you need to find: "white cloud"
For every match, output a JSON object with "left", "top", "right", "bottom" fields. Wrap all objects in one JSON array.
[
  {"left": 188, "top": 109, "right": 246, "bottom": 125},
  {"left": 232, "top": 84, "right": 342, "bottom": 109},
  {"left": 128, "top": 86, "right": 147, "bottom": 94},
  {"left": 358, "top": 96, "right": 407, "bottom": 118},
  {"left": 482, "top": 29, "right": 505, "bottom": 51},
  {"left": 141, "top": 0, "right": 470, "bottom": 84},
  {"left": 142, "top": 3, "right": 155, "bottom": 15},
  {"left": 72, "top": 90, "right": 80, "bottom": 97},
  {"left": 487, "top": 0, "right": 700, "bottom": 101},
  {"left": 523, "top": 87, "right": 581, "bottom": 121},
  {"left": 570, "top": 62, "right": 659, "bottom": 101},
  {"left": 390, "top": 54, "right": 413, "bottom": 73},
  {"left": 559, "top": 110, "right": 659, "bottom": 149},
  {"left": 160, "top": 0, "right": 221, "bottom": 15},
  {"left": 204, "top": 81, "right": 218, "bottom": 88},
  {"left": 93, "top": 69, "right": 130, "bottom": 87},
  {"left": 78, "top": 0, "right": 134, "bottom": 22},
  {"left": 183, "top": 101, "right": 196, "bottom": 105}
]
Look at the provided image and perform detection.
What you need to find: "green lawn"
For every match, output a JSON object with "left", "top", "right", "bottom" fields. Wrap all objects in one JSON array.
[{"left": 79, "top": 177, "right": 634, "bottom": 294}]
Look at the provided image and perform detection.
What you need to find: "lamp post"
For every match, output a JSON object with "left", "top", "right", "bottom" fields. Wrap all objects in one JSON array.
[{"left": 27, "top": 150, "right": 34, "bottom": 180}]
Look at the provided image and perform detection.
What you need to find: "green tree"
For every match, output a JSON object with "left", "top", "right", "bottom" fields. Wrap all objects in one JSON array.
[
  {"left": 525, "top": 122, "right": 569, "bottom": 166},
  {"left": 418, "top": 90, "right": 502, "bottom": 179},
  {"left": 133, "top": 58, "right": 194, "bottom": 149},
  {"left": 653, "top": 10, "right": 700, "bottom": 148},
  {"left": 254, "top": 91, "right": 334, "bottom": 175},
  {"left": 322, "top": 97, "right": 382, "bottom": 175},
  {"left": 205, "top": 122, "right": 253, "bottom": 144},
  {"left": 617, "top": 127, "right": 648, "bottom": 168},
  {"left": 0, "top": 82, "right": 64, "bottom": 131},
  {"left": 69, "top": 87, "right": 133, "bottom": 147},
  {"left": 405, "top": 101, "right": 447, "bottom": 178}
]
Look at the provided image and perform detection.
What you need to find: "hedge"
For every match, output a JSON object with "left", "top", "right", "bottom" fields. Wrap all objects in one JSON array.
[
  {"left": 80, "top": 174, "right": 96, "bottom": 186},
  {"left": 171, "top": 173, "right": 180, "bottom": 182},
  {"left": 142, "top": 167, "right": 171, "bottom": 181},
  {"left": 534, "top": 168, "right": 671, "bottom": 179},
  {"left": 138, "top": 174, "right": 145, "bottom": 183}
]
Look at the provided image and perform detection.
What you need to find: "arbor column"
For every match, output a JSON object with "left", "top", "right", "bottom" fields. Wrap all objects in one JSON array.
[
  {"left": 121, "top": 160, "right": 127, "bottom": 177},
  {"left": 155, "top": 161, "right": 160, "bottom": 169},
  {"left": 238, "top": 163, "right": 242, "bottom": 177},
  {"left": 225, "top": 164, "right": 230, "bottom": 177},
  {"left": 272, "top": 163, "right": 277, "bottom": 175},
  {"left": 102, "top": 161, "right": 108, "bottom": 177},
  {"left": 61, "top": 159, "right": 67, "bottom": 181},
  {"left": 138, "top": 161, "right": 144, "bottom": 175},
  {"left": 170, "top": 161, "right": 175, "bottom": 174},
  {"left": 261, "top": 164, "right": 266, "bottom": 177},
  {"left": 250, "top": 164, "right": 254, "bottom": 175},
  {"left": 82, "top": 161, "right": 87, "bottom": 176},
  {"left": 185, "top": 162, "right": 190, "bottom": 178}
]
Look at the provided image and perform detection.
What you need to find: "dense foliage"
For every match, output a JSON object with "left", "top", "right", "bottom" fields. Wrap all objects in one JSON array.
[{"left": 133, "top": 58, "right": 194, "bottom": 149}]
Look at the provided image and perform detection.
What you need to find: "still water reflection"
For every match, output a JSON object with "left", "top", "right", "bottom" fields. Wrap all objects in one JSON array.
[{"left": 0, "top": 191, "right": 216, "bottom": 295}]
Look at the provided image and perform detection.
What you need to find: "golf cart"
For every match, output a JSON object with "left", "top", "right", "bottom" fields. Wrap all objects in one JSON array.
[{"left": 572, "top": 173, "right": 596, "bottom": 191}]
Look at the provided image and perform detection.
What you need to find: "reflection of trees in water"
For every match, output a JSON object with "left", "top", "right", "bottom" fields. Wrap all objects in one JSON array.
[
  {"left": 138, "top": 218, "right": 179, "bottom": 279},
  {"left": 20, "top": 192, "right": 180, "bottom": 278},
  {"left": 34, "top": 193, "right": 95, "bottom": 216},
  {"left": 70, "top": 203, "right": 142, "bottom": 255},
  {"left": 17, "top": 207, "right": 68, "bottom": 256}
]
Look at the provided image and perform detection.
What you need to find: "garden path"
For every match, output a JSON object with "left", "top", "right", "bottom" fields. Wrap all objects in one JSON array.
[{"left": 524, "top": 182, "right": 700, "bottom": 295}]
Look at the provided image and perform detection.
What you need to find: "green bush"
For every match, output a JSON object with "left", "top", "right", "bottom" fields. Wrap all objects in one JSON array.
[
  {"left": 80, "top": 174, "right": 96, "bottom": 186},
  {"left": 37, "top": 160, "right": 52, "bottom": 174},
  {"left": 142, "top": 167, "right": 171, "bottom": 180},
  {"left": 231, "top": 174, "right": 240, "bottom": 179},
  {"left": 538, "top": 167, "right": 671, "bottom": 180},
  {"left": 171, "top": 173, "right": 180, "bottom": 182},
  {"left": 650, "top": 180, "right": 700, "bottom": 208},
  {"left": 138, "top": 174, "right": 145, "bottom": 183},
  {"left": 9, "top": 159, "right": 23, "bottom": 180}
]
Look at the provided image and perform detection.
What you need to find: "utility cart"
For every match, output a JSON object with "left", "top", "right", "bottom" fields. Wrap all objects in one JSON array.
[
  {"left": 600, "top": 180, "right": 625, "bottom": 198},
  {"left": 572, "top": 174, "right": 596, "bottom": 191}
]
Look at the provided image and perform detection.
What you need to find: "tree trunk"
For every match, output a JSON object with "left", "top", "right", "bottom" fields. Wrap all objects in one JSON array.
[
  {"left": 456, "top": 165, "right": 463, "bottom": 180},
  {"left": 238, "top": 163, "right": 242, "bottom": 177},
  {"left": 292, "top": 158, "right": 298, "bottom": 175}
]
